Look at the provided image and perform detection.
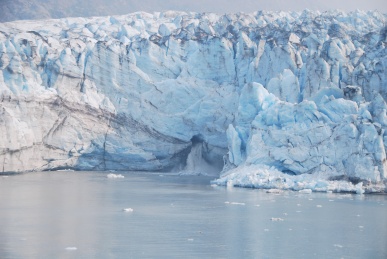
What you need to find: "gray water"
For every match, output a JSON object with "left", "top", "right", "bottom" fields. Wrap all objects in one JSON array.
[{"left": 0, "top": 171, "right": 386, "bottom": 259}]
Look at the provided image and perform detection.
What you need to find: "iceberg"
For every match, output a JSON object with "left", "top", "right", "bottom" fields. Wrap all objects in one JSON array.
[{"left": 0, "top": 11, "right": 386, "bottom": 192}]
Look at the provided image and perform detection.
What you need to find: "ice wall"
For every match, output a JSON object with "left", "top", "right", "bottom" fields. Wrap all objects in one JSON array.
[
  {"left": 219, "top": 83, "right": 387, "bottom": 192},
  {"left": 0, "top": 10, "right": 386, "bottom": 188}
]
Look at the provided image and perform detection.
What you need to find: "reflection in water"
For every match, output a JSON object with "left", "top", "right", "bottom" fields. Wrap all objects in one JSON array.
[{"left": 0, "top": 172, "right": 386, "bottom": 258}]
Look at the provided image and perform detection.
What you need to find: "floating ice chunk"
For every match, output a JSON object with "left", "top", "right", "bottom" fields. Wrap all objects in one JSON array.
[
  {"left": 230, "top": 202, "right": 245, "bottom": 205},
  {"left": 226, "top": 202, "right": 245, "bottom": 205},
  {"left": 65, "top": 247, "right": 77, "bottom": 251},
  {"left": 270, "top": 217, "right": 284, "bottom": 221},
  {"left": 187, "top": 238, "right": 194, "bottom": 242},
  {"left": 299, "top": 189, "right": 312, "bottom": 194},
  {"left": 333, "top": 244, "right": 343, "bottom": 248},
  {"left": 107, "top": 173, "right": 125, "bottom": 179},
  {"left": 316, "top": 205, "right": 323, "bottom": 208},
  {"left": 123, "top": 208, "right": 134, "bottom": 212},
  {"left": 266, "top": 189, "right": 283, "bottom": 194}
]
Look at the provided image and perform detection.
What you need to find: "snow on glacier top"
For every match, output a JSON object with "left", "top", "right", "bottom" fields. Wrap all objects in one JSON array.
[{"left": 1, "top": 10, "right": 385, "bottom": 39}]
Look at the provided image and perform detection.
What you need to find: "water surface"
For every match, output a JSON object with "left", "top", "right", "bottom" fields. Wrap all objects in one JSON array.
[{"left": 0, "top": 171, "right": 386, "bottom": 258}]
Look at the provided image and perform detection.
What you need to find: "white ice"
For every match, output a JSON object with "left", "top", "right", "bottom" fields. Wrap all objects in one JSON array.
[{"left": 107, "top": 173, "right": 125, "bottom": 179}]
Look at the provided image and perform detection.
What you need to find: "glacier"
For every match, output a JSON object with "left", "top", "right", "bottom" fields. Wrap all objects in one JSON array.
[
  {"left": 0, "top": 10, "right": 386, "bottom": 192},
  {"left": 214, "top": 83, "right": 387, "bottom": 193}
]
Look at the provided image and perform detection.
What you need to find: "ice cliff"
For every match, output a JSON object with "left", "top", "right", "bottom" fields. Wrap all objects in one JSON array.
[
  {"left": 215, "top": 83, "right": 387, "bottom": 193},
  {"left": 0, "top": 10, "right": 386, "bottom": 191}
]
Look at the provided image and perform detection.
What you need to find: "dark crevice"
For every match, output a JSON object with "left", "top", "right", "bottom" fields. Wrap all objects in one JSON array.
[{"left": 329, "top": 175, "right": 365, "bottom": 185}]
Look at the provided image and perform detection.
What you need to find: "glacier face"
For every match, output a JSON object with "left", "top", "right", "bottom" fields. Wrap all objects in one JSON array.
[
  {"left": 0, "top": 10, "right": 386, "bottom": 190},
  {"left": 217, "top": 83, "right": 387, "bottom": 193}
]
